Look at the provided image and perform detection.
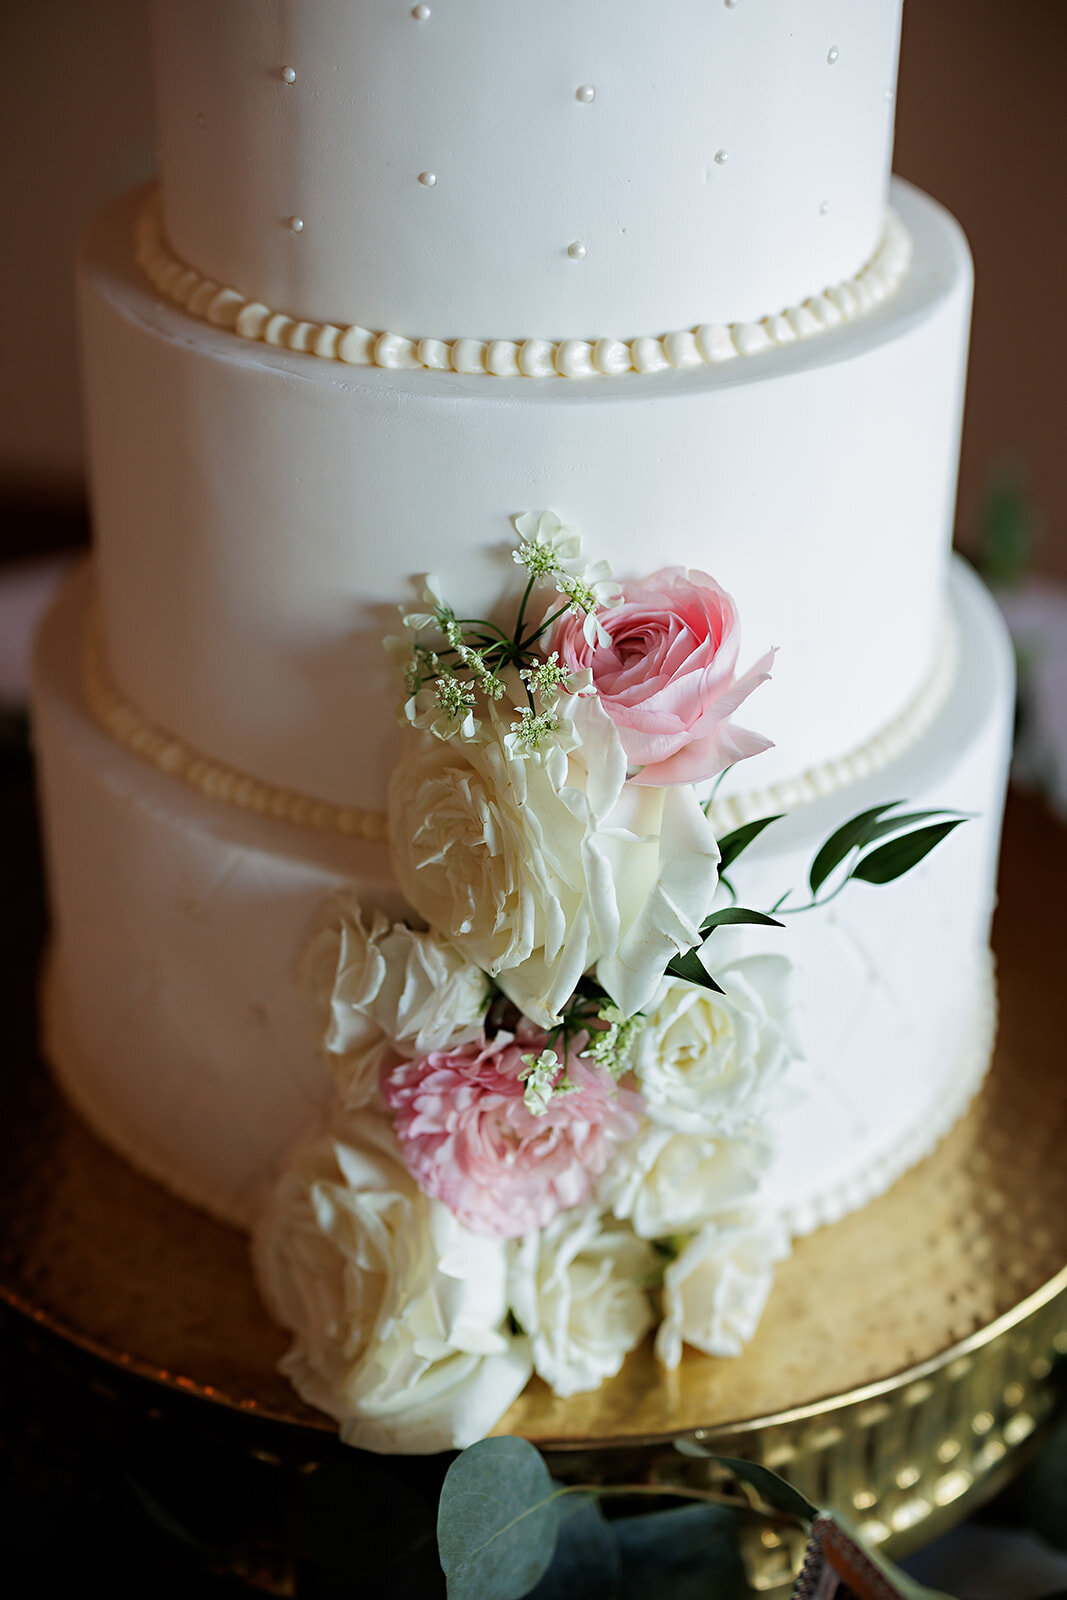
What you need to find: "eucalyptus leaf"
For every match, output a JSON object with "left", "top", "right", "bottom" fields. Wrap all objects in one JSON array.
[
  {"left": 850, "top": 818, "right": 966, "bottom": 885},
  {"left": 808, "top": 802, "right": 904, "bottom": 896},
  {"left": 700, "top": 906, "right": 784, "bottom": 935},
  {"left": 438, "top": 1437, "right": 563, "bottom": 1600},
  {"left": 665, "top": 948, "right": 725, "bottom": 994},
  {"left": 715, "top": 815, "right": 784, "bottom": 873},
  {"left": 672, "top": 1443, "right": 818, "bottom": 1523}
]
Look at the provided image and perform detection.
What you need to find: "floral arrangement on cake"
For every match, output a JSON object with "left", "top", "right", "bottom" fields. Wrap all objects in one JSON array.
[{"left": 252, "top": 514, "right": 965, "bottom": 1454}]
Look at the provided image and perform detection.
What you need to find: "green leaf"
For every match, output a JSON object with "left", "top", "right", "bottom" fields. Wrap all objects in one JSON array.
[
  {"left": 859, "top": 808, "right": 962, "bottom": 845},
  {"left": 851, "top": 818, "right": 966, "bottom": 885},
  {"left": 438, "top": 1437, "right": 563, "bottom": 1600},
  {"left": 672, "top": 1444, "right": 818, "bottom": 1524},
  {"left": 715, "top": 815, "right": 784, "bottom": 873},
  {"left": 700, "top": 906, "right": 783, "bottom": 935},
  {"left": 808, "top": 802, "right": 904, "bottom": 896},
  {"left": 665, "top": 949, "right": 725, "bottom": 994}
]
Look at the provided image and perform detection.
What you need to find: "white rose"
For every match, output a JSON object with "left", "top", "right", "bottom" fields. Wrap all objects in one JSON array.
[
  {"left": 508, "top": 1209, "right": 656, "bottom": 1397},
  {"left": 301, "top": 899, "right": 488, "bottom": 1107},
  {"left": 655, "top": 1216, "right": 792, "bottom": 1368},
  {"left": 600, "top": 1122, "right": 771, "bottom": 1239},
  {"left": 252, "top": 1112, "right": 531, "bottom": 1454},
  {"left": 632, "top": 955, "right": 799, "bottom": 1136},
  {"left": 388, "top": 692, "right": 720, "bottom": 1027}
]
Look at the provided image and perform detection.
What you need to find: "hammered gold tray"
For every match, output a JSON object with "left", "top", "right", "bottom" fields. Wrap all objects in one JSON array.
[{"left": 2, "top": 790, "right": 1066, "bottom": 1586}]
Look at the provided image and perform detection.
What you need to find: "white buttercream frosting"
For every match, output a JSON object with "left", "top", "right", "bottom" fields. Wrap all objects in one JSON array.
[{"left": 134, "top": 192, "right": 913, "bottom": 383}]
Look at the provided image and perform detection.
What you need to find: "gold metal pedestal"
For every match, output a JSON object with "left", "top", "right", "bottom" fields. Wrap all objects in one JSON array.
[{"left": 1, "top": 792, "right": 1065, "bottom": 1592}]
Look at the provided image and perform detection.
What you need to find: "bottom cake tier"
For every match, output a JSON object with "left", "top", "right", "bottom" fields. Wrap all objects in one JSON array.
[{"left": 32, "top": 555, "right": 1012, "bottom": 1247}]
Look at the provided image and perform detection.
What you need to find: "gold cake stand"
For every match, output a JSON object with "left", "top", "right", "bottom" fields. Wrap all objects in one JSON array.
[{"left": 1, "top": 790, "right": 1066, "bottom": 1592}]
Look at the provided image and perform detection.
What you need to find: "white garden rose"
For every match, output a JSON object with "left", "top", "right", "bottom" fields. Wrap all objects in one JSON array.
[
  {"left": 301, "top": 897, "right": 488, "bottom": 1108},
  {"left": 252, "top": 1112, "right": 531, "bottom": 1454},
  {"left": 388, "top": 692, "right": 720, "bottom": 1027},
  {"left": 632, "top": 955, "right": 799, "bottom": 1136},
  {"left": 508, "top": 1208, "right": 656, "bottom": 1397},
  {"left": 599, "top": 1122, "right": 772, "bottom": 1239},
  {"left": 655, "top": 1216, "right": 792, "bottom": 1368}
]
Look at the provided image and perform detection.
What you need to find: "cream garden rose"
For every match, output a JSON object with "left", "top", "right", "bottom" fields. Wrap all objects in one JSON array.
[
  {"left": 252, "top": 1113, "right": 531, "bottom": 1453},
  {"left": 599, "top": 1121, "right": 772, "bottom": 1239},
  {"left": 301, "top": 897, "right": 488, "bottom": 1107},
  {"left": 387, "top": 691, "right": 720, "bottom": 1026},
  {"left": 632, "top": 954, "right": 799, "bottom": 1136},
  {"left": 655, "top": 1217, "right": 792, "bottom": 1368},
  {"left": 508, "top": 1209, "right": 656, "bottom": 1397}
]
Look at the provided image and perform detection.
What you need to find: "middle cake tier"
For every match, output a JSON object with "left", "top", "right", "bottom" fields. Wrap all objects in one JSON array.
[
  {"left": 79, "top": 179, "right": 971, "bottom": 817},
  {"left": 34, "top": 554, "right": 1013, "bottom": 1237}
]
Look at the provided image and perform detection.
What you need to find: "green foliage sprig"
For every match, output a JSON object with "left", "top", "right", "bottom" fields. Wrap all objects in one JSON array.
[
  {"left": 436, "top": 1436, "right": 952, "bottom": 1600},
  {"left": 664, "top": 799, "right": 969, "bottom": 1002}
]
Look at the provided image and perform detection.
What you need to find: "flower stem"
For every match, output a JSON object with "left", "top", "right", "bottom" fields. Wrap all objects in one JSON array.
[
  {"left": 519, "top": 603, "right": 572, "bottom": 651},
  {"left": 513, "top": 575, "right": 537, "bottom": 646}
]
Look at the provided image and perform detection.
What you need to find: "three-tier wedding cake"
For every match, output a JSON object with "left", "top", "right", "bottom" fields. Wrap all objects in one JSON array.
[{"left": 31, "top": 0, "right": 1013, "bottom": 1454}]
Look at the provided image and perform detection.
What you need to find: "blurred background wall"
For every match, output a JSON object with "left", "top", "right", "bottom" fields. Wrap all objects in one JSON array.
[{"left": 0, "top": 0, "right": 1063, "bottom": 572}]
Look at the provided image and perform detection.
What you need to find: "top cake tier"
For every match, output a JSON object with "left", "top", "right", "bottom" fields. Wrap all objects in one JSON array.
[{"left": 150, "top": 0, "right": 903, "bottom": 344}]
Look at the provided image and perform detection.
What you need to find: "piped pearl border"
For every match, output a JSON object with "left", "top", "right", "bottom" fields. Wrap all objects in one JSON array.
[
  {"left": 82, "top": 599, "right": 956, "bottom": 846},
  {"left": 135, "top": 193, "right": 913, "bottom": 381},
  {"left": 82, "top": 611, "right": 388, "bottom": 843}
]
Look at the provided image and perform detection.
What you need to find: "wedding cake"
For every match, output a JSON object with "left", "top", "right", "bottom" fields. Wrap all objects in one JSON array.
[{"left": 31, "top": 0, "right": 1013, "bottom": 1454}]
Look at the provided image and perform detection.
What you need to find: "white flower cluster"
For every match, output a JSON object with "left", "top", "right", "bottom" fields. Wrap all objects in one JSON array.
[
  {"left": 262, "top": 906, "right": 800, "bottom": 1451},
  {"left": 251, "top": 518, "right": 801, "bottom": 1453},
  {"left": 299, "top": 895, "right": 489, "bottom": 1106}
]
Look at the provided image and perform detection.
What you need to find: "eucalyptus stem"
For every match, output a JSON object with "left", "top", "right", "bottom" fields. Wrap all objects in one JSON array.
[{"left": 559, "top": 1482, "right": 801, "bottom": 1525}]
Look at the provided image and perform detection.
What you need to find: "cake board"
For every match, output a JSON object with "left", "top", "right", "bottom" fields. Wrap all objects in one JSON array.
[{"left": 1, "top": 786, "right": 1066, "bottom": 1594}]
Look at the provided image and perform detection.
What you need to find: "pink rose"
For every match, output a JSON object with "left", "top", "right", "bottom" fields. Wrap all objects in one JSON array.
[
  {"left": 553, "top": 568, "right": 774, "bottom": 787},
  {"left": 382, "top": 1034, "right": 642, "bottom": 1239}
]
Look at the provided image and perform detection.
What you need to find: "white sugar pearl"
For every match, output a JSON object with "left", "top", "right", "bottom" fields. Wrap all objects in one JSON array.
[
  {"left": 281, "top": 66, "right": 296, "bottom": 84},
  {"left": 567, "top": 241, "right": 588, "bottom": 261},
  {"left": 576, "top": 84, "right": 596, "bottom": 104},
  {"left": 715, "top": 148, "right": 728, "bottom": 165},
  {"left": 827, "top": 45, "right": 840, "bottom": 66},
  {"left": 412, "top": 4, "right": 431, "bottom": 18},
  {"left": 288, "top": 215, "right": 304, "bottom": 233},
  {"left": 418, "top": 170, "right": 437, "bottom": 187}
]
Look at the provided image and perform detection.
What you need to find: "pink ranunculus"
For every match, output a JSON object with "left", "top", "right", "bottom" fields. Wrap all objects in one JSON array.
[
  {"left": 553, "top": 568, "right": 775, "bottom": 787},
  {"left": 382, "top": 1033, "right": 643, "bottom": 1239}
]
